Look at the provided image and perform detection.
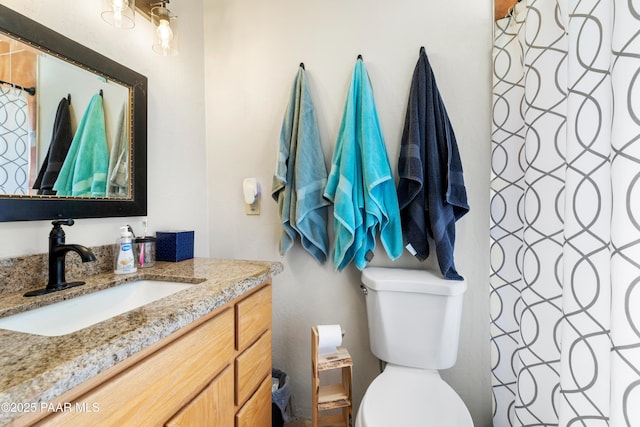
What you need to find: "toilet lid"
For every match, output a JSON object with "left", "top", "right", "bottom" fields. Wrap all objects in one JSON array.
[{"left": 357, "top": 365, "right": 473, "bottom": 427}]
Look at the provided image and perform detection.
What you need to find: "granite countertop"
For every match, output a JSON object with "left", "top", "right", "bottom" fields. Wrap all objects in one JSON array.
[{"left": 0, "top": 258, "right": 283, "bottom": 426}]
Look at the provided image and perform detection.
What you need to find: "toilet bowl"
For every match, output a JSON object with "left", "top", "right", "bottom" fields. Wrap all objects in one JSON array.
[
  {"left": 355, "top": 365, "right": 472, "bottom": 427},
  {"left": 357, "top": 267, "right": 473, "bottom": 427}
]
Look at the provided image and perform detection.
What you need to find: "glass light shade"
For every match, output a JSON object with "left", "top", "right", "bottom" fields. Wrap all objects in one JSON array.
[
  {"left": 151, "top": 6, "right": 178, "bottom": 56},
  {"left": 101, "top": 0, "right": 135, "bottom": 29}
]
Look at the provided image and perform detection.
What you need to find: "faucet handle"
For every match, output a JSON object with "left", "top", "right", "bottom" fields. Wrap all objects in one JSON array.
[
  {"left": 50, "top": 219, "right": 74, "bottom": 239},
  {"left": 52, "top": 219, "right": 74, "bottom": 228}
]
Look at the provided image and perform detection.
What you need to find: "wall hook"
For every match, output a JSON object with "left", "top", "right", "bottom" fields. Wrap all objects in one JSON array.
[
  {"left": 300, "top": 62, "right": 305, "bottom": 70},
  {"left": 357, "top": 54, "right": 363, "bottom": 60},
  {"left": 67, "top": 93, "right": 71, "bottom": 105}
]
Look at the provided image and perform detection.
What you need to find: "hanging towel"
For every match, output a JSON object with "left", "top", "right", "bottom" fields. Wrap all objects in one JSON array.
[
  {"left": 324, "top": 58, "right": 403, "bottom": 270},
  {"left": 397, "top": 47, "right": 469, "bottom": 280},
  {"left": 271, "top": 66, "right": 330, "bottom": 263},
  {"left": 33, "top": 97, "right": 73, "bottom": 195},
  {"left": 53, "top": 93, "right": 109, "bottom": 197},
  {"left": 324, "top": 92, "right": 365, "bottom": 270},
  {"left": 107, "top": 104, "right": 129, "bottom": 197}
]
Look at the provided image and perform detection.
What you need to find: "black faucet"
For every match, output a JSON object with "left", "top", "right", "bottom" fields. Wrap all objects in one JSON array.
[{"left": 24, "top": 219, "right": 97, "bottom": 297}]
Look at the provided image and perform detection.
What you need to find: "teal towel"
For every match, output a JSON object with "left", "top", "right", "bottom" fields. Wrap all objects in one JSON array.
[
  {"left": 324, "top": 59, "right": 403, "bottom": 270},
  {"left": 54, "top": 93, "right": 109, "bottom": 197},
  {"left": 324, "top": 92, "right": 365, "bottom": 270},
  {"left": 272, "top": 66, "right": 330, "bottom": 263}
]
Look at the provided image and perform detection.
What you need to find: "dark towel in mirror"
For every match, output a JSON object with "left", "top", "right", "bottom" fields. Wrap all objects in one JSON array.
[{"left": 32, "top": 97, "right": 73, "bottom": 195}]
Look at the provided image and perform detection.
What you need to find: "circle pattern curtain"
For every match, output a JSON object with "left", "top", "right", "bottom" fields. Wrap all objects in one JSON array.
[{"left": 491, "top": 0, "right": 640, "bottom": 425}]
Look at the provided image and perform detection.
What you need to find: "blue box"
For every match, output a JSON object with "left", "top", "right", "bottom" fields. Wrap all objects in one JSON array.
[{"left": 156, "top": 231, "right": 194, "bottom": 262}]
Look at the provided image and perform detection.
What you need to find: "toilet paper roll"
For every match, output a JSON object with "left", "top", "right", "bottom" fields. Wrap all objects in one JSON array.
[{"left": 317, "top": 324, "right": 343, "bottom": 356}]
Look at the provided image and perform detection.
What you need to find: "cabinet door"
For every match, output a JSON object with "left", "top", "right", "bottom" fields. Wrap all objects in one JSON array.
[
  {"left": 36, "top": 309, "right": 234, "bottom": 426},
  {"left": 166, "top": 365, "right": 234, "bottom": 427}
]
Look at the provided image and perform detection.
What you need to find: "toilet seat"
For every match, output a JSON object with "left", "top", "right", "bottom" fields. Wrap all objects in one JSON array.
[{"left": 355, "top": 365, "right": 473, "bottom": 427}]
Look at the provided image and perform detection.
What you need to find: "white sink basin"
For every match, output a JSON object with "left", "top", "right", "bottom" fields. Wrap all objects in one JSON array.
[{"left": 0, "top": 280, "right": 194, "bottom": 336}]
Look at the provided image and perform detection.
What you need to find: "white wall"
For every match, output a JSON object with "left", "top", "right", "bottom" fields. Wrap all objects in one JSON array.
[
  {"left": 203, "top": 0, "right": 493, "bottom": 426},
  {"left": 0, "top": 0, "right": 209, "bottom": 257}
]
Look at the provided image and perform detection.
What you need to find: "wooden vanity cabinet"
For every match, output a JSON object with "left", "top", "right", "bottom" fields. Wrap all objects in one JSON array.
[
  {"left": 234, "top": 285, "right": 272, "bottom": 427},
  {"left": 166, "top": 365, "right": 235, "bottom": 427},
  {"left": 30, "top": 282, "right": 272, "bottom": 427}
]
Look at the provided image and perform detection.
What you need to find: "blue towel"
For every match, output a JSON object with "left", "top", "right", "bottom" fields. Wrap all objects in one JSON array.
[
  {"left": 272, "top": 66, "right": 330, "bottom": 263},
  {"left": 324, "top": 59, "right": 403, "bottom": 270},
  {"left": 324, "top": 93, "right": 365, "bottom": 270},
  {"left": 33, "top": 97, "right": 72, "bottom": 195},
  {"left": 54, "top": 93, "right": 109, "bottom": 197},
  {"left": 397, "top": 47, "right": 469, "bottom": 280}
]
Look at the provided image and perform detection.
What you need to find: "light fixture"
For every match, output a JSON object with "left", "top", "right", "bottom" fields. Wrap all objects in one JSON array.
[
  {"left": 100, "top": 0, "right": 179, "bottom": 56},
  {"left": 150, "top": 1, "right": 178, "bottom": 56},
  {"left": 101, "top": 0, "right": 135, "bottom": 29}
]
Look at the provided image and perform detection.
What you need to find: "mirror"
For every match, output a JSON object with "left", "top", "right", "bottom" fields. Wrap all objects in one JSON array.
[{"left": 0, "top": 5, "right": 147, "bottom": 222}]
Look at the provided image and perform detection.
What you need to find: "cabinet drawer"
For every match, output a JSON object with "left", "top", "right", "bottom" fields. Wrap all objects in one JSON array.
[
  {"left": 37, "top": 309, "right": 234, "bottom": 427},
  {"left": 235, "top": 329, "right": 272, "bottom": 407},
  {"left": 235, "top": 284, "right": 271, "bottom": 351},
  {"left": 235, "top": 374, "right": 272, "bottom": 427}
]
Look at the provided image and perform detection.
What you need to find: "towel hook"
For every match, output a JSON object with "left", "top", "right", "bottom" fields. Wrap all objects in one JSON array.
[
  {"left": 357, "top": 54, "right": 363, "bottom": 61},
  {"left": 67, "top": 93, "right": 71, "bottom": 105},
  {"left": 99, "top": 89, "right": 103, "bottom": 97},
  {"left": 300, "top": 62, "right": 305, "bottom": 70}
]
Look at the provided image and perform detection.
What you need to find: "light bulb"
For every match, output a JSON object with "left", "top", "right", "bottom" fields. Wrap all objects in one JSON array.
[
  {"left": 156, "top": 19, "right": 174, "bottom": 50},
  {"left": 151, "top": 6, "right": 177, "bottom": 56},
  {"left": 101, "top": 0, "right": 134, "bottom": 29},
  {"left": 112, "top": 0, "right": 124, "bottom": 27},
  {"left": 112, "top": 0, "right": 125, "bottom": 12}
]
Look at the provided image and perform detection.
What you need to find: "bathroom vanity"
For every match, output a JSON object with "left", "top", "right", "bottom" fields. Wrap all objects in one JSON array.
[
  {"left": 0, "top": 5, "right": 281, "bottom": 424},
  {"left": 0, "top": 258, "right": 282, "bottom": 426},
  {"left": 0, "top": 5, "right": 281, "bottom": 425}
]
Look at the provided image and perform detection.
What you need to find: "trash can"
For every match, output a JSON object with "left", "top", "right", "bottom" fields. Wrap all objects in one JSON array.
[{"left": 272, "top": 368, "right": 290, "bottom": 427}]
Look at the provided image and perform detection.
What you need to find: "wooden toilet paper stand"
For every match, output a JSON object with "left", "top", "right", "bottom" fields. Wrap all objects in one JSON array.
[{"left": 311, "top": 326, "right": 353, "bottom": 427}]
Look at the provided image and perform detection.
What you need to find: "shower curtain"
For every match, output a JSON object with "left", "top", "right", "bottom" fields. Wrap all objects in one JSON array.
[
  {"left": 0, "top": 86, "right": 30, "bottom": 194},
  {"left": 491, "top": 1, "right": 640, "bottom": 426}
]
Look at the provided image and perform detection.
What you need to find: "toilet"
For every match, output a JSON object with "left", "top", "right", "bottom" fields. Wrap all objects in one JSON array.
[{"left": 356, "top": 267, "right": 473, "bottom": 427}]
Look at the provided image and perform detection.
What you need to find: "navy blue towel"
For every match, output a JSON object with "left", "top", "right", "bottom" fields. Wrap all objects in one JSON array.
[
  {"left": 397, "top": 47, "right": 469, "bottom": 280},
  {"left": 33, "top": 97, "right": 72, "bottom": 195}
]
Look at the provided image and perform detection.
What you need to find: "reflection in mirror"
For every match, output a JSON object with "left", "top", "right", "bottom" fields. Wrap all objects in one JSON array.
[
  {"left": 0, "top": 34, "right": 37, "bottom": 196},
  {"left": 1, "top": 34, "right": 130, "bottom": 198},
  {"left": 0, "top": 5, "right": 147, "bottom": 222}
]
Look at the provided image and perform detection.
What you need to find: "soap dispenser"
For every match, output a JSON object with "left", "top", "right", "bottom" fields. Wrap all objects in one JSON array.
[{"left": 114, "top": 226, "right": 137, "bottom": 274}]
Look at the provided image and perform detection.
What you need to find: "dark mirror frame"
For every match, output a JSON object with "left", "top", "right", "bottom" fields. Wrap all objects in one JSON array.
[{"left": 0, "top": 5, "right": 147, "bottom": 222}]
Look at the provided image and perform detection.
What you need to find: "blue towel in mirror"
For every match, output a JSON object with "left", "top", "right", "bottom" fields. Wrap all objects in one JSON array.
[
  {"left": 54, "top": 93, "right": 109, "bottom": 197},
  {"left": 32, "top": 97, "right": 72, "bottom": 195}
]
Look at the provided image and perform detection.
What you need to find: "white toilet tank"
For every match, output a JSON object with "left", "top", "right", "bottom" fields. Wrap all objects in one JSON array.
[{"left": 361, "top": 267, "right": 467, "bottom": 369}]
